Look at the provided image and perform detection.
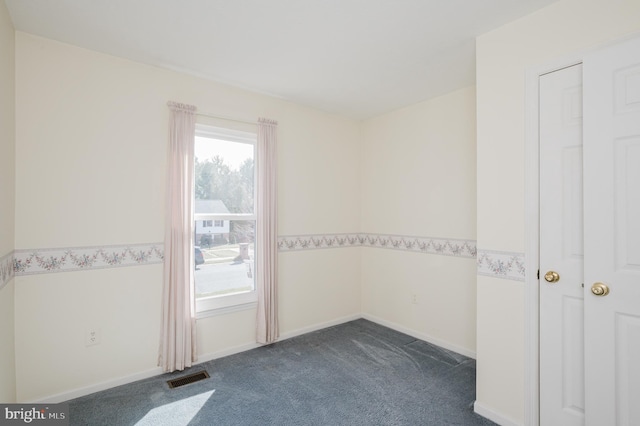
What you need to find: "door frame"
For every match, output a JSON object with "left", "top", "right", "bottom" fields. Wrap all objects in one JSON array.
[{"left": 524, "top": 53, "right": 583, "bottom": 426}]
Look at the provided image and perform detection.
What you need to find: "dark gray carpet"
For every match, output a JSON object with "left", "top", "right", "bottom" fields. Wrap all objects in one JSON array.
[{"left": 68, "top": 319, "right": 495, "bottom": 425}]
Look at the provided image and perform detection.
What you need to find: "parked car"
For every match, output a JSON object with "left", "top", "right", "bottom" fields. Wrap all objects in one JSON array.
[{"left": 194, "top": 247, "right": 205, "bottom": 266}]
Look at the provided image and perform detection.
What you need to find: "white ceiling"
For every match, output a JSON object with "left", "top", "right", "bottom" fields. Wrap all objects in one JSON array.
[{"left": 4, "top": 0, "right": 557, "bottom": 119}]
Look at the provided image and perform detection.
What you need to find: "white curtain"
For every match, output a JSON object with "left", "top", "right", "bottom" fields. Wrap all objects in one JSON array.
[
  {"left": 256, "top": 118, "right": 279, "bottom": 344},
  {"left": 159, "top": 101, "right": 197, "bottom": 372}
]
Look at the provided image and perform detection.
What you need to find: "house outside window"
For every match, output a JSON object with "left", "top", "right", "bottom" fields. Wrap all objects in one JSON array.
[
  {"left": 193, "top": 124, "right": 257, "bottom": 314},
  {"left": 195, "top": 201, "right": 230, "bottom": 245}
]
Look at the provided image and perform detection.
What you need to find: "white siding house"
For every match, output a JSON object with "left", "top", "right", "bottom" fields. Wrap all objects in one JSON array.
[{"left": 195, "top": 199, "right": 230, "bottom": 246}]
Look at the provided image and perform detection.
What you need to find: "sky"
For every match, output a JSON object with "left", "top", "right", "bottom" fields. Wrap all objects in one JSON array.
[{"left": 194, "top": 136, "right": 254, "bottom": 170}]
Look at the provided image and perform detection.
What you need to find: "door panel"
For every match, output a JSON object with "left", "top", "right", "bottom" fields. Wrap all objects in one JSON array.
[
  {"left": 583, "top": 35, "right": 640, "bottom": 426},
  {"left": 615, "top": 313, "right": 640, "bottom": 425},
  {"left": 539, "top": 63, "right": 584, "bottom": 426},
  {"left": 615, "top": 138, "right": 640, "bottom": 270},
  {"left": 561, "top": 295, "right": 585, "bottom": 415},
  {"left": 563, "top": 146, "right": 584, "bottom": 259}
]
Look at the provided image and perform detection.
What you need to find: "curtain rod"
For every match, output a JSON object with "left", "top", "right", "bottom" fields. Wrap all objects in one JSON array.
[{"left": 196, "top": 111, "right": 257, "bottom": 126}]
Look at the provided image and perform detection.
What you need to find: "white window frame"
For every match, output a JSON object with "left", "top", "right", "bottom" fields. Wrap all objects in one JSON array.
[{"left": 194, "top": 124, "right": 258, "bottom": 317}]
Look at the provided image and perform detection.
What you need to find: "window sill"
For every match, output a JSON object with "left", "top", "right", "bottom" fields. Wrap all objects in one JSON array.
[{"left": 196, "top": 301, "right": 258, "bottom": 320}]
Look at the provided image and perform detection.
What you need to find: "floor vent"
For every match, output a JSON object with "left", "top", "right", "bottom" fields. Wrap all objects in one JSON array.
[{"left": 167, "top": 370, "right": 210, "bottom": 389}]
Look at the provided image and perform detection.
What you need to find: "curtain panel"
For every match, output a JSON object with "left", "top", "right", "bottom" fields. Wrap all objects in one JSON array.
[
  {"left": 256, "top": 118, "right": 279, "bottom": 344},
  {"left": 159, "top": 101, "right": 198, "bottom": 372}
]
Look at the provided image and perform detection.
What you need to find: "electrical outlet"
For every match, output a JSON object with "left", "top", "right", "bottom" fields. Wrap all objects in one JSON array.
[
  {"left": 85, "top": 328, "right": 101, "bottom": 347},
  {"left": 411, "top": 294, "right": 418, "bottom": 304}
]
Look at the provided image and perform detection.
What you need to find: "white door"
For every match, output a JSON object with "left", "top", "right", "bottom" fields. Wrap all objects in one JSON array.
[
  {"left": 540, "top": 35, "right": 640, "bottom": 426},
  {"left": 539, "top": 63, "right": 585, "bottom": 426},
  {"left": 583, "top": 35, "right": 640, "bottom": 426}
]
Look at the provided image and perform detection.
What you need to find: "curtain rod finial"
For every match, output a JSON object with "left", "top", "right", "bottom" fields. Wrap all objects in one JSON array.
[
  {"left": 168, "top": 101, "right": 197, "bottom": 112},
  {"left": 258, "top": 117, "right": 278, "bottom": 126}
]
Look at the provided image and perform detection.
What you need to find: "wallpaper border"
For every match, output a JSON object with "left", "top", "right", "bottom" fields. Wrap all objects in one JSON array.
[
  {"left": 278, "top": 233, "right": 477, "bottom": 258},
  {"left": 0, "top": 250, "right": 15, "bottom": 290},
  {"left": 476, "top": 249, "right": 526, "bottom": 282},
  {"left": 14, "top": 243, "right": 164, "bottom": 276},
  {"left": 277, "top": 233, "right": 361, "bottom": 251},
  {"left": 361, "top": 233, "right": 476, "bottom": 258},
  {"left": 12, "top": 233, "right": 482, "bottom": 277}
]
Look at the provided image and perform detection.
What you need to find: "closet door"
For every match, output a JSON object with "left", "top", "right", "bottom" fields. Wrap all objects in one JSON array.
[
  {"left": 583, "top": 35, "right": 640, "bottom": 426},
  {"left": 539, "top": 63, "right": 585, "bottom": 426}
]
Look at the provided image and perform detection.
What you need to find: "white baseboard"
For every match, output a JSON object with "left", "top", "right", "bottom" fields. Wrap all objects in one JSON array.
[
  {"left": 195, "top": 341, "right": 263, "bottom": 365},
  {"left": 32, "top": 366, "right": 164, "bottom": 403},
  {"left": 473, "top": 401, "right": 521, "bottom": 426},
  {"left": 361, "top": 313, "right": 476, "bottom": 359},
  {"left": 278, "top": 313, "right": 362, "bottom": 341},
  {"left": 34, "top": 313, "right": 470, "bottom": 404},
  {"left": 33, "top": 313, "right": 361, "bottom": 404},
  {"left": 195, "top": 313, "right": 361, "bottom": 365}
]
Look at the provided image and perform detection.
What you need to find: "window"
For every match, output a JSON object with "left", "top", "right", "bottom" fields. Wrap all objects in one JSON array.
[{"left": 193, "top": 124, "right": 257, "bottom": 315}]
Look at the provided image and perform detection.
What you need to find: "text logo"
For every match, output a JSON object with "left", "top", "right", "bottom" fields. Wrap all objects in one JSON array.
[{"left": 0, "top": 404, "right": 68, "bottom": 426}]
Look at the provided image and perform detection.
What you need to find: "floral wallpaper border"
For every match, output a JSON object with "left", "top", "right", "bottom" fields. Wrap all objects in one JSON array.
[
  {"left": 476, "top": 249, "right": 526, "bottom": 282},
  {"left": 7, "top": 237, "right": 524, "bottom": 280},
  {"left": 0, "top": 251, "right": 15, "bottom": 290},
  {"left": 362, "top": 234, "right": 477, "bottom": 258},
  {"left": 278, "top": 233, "right": 477, "bottom": 258},
  {"left": 13, "top": 243, "right": 164, "bottom": 276},
  {"left": 277, "top": 233, "right": 362, "bottom": 251}
]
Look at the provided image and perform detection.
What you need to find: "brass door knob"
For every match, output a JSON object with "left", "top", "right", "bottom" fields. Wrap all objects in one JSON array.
[
  {"left": 544, "top": 271, "right": 560, "bottom": 283},
  {"left": 591, "top": 282, "right": 610, "bottom": 296}
]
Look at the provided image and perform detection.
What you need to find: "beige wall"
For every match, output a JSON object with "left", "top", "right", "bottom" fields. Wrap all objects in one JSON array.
[
  {"left": 0, "top": 0, "right": 16, "bottom": 404},
  {"left": 11, "top": 30, "right": 478, "bottom": 402},
  {"left": 361, "top": 87, "right": 477, "bottom": 355},
  {"left": 0, "top": 280, "right": 15, "bottom": 403},
  {"left": 476, "top": 0, "right": 640, "bottom": 423},
  {"left": 14, "top": 32, "right": 362, "bottom": 402}
]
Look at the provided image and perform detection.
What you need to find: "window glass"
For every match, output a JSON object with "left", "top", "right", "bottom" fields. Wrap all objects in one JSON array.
[
  {"left": 193, "top": 125, "right": 257, "bottom": 313},
  {"left": 194, "top": 137, "right": 254, "bottom": 215},
  {"left": 194, "top": 219, "right": 255, "bottom": 298}
]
